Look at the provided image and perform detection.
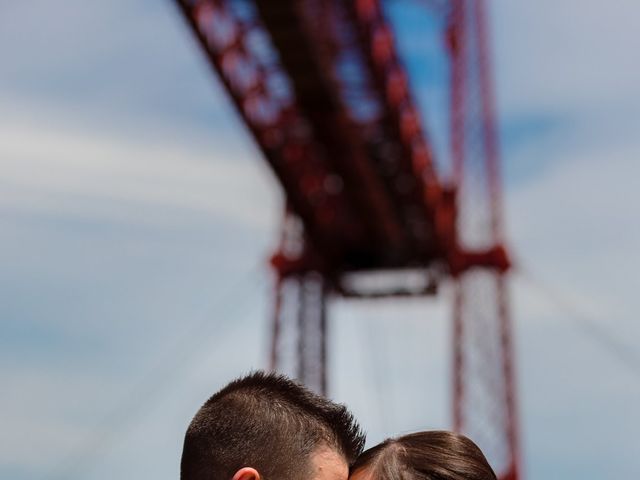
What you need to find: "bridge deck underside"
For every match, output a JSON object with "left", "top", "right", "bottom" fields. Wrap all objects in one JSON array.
[
  {"left": 177, "top": 0, "right": 453, "bottom": 278},
  {"left": 254, "top": 0, "right": 448, "bottom": 275}
]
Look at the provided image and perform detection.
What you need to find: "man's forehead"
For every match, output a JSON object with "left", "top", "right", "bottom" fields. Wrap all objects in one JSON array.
[{"left": 310, "top": 446, "right": 349, "bottom": 480}]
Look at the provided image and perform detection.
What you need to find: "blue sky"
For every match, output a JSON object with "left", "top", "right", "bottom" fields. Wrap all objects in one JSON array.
[{"left": 1, "top": 1, "right": 639, "bottom": 479}]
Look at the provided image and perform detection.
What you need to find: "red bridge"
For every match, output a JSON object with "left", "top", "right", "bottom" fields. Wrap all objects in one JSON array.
[{"left": 175, "top": 1, "right": 520, "bottom": 479}]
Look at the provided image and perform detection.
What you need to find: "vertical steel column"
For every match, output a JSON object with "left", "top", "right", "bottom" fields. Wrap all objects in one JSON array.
[
  {"left": 475, "top": 2, "right": 520, "bottom": 477},
  {"left": 448, "top": 0, "right": 467, "bottom": 435},
  {"left": 270, "top": 271, "right": 328, "bottom": 396},
  {"left": 297, "top": 272, "right": 328, "bottom": 395},
  {"left": 270, "top": 274, "right": 284, "bottom": 371},
  {"left": 270, "top": 211, "right": 328, "bottom": 396},
  {"left": 448, "top": 1, "right": 521, "bottom": 479}
]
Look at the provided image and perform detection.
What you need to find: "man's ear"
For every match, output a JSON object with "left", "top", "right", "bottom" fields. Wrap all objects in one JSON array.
[{"left": 232, "top": 467, "right": 260, "bottom": 480}]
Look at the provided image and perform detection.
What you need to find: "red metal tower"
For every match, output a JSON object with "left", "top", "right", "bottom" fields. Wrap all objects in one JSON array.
[
  {"left": 448, "top": 1, "right": 520, "bottom": 478},
  {"left": 175, "top": 0, "right": 520, "bottom": 478}
]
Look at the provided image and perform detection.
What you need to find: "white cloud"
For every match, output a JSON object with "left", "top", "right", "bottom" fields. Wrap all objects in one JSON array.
[
  {"left": 2, "top": 0, "right": 640, "bottom": 479},
  {"left": 507, "top": 121, "right": 640, "bottom": 324},
  {"left": 0, "top": 101, "right": 282, "bottom": 479},
  {"left": 493, "top": 0, "right": 640, "bottom": 117},
  {"left": 502, "top": 100, "right": 640, "bottom": 477},
  {"left": 0, "top": 110, "right": 281, "bottom": 232},
  {"left": 0, "top": 301, "right": 266, "bottom": 478},
  {"left": 0, "top": 366, "right": 120, "bottom": 471}
]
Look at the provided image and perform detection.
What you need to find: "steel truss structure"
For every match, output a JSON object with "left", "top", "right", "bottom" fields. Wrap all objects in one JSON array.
[{"left": 175, "top": 0, "right": 520, "bottom": 478}]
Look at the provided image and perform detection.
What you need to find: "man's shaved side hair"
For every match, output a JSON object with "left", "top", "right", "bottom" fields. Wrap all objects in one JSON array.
[{"left": 180, "top": 371, "right": 366, "bottom": 480}]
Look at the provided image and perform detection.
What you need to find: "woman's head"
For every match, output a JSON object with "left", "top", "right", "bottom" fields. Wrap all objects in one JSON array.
[{"left": 350, "top": 431, "right": 496, "bottom": 480}]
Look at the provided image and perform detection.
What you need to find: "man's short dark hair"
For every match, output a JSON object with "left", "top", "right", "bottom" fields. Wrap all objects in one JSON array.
[{"left": 180, "top": 371, "right": 366, "bottom": 480}]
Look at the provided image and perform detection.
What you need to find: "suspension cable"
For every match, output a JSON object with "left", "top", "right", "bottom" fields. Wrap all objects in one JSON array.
[{"left": 517, "top": 266, "right": 640, "bottom": 385}]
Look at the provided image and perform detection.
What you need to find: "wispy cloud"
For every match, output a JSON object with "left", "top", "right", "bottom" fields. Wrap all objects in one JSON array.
[
  {"left": 0, "top": 109, "right": 280, "bottom": 231},
  {"left": 1, "top": 0, "right": 640, "bottom": 479},
  {"left": 494, "top": 0, "right": 640, "bottom": 117}
]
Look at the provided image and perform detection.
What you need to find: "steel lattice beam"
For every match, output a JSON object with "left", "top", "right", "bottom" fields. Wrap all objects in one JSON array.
[{"left": 175, "top": 1, "right": 521, "bottom": 477}]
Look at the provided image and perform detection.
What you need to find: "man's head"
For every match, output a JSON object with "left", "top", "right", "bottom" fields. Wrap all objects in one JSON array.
[{"left": 180, "top": 371, "right": 366, "bottom": 480}]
